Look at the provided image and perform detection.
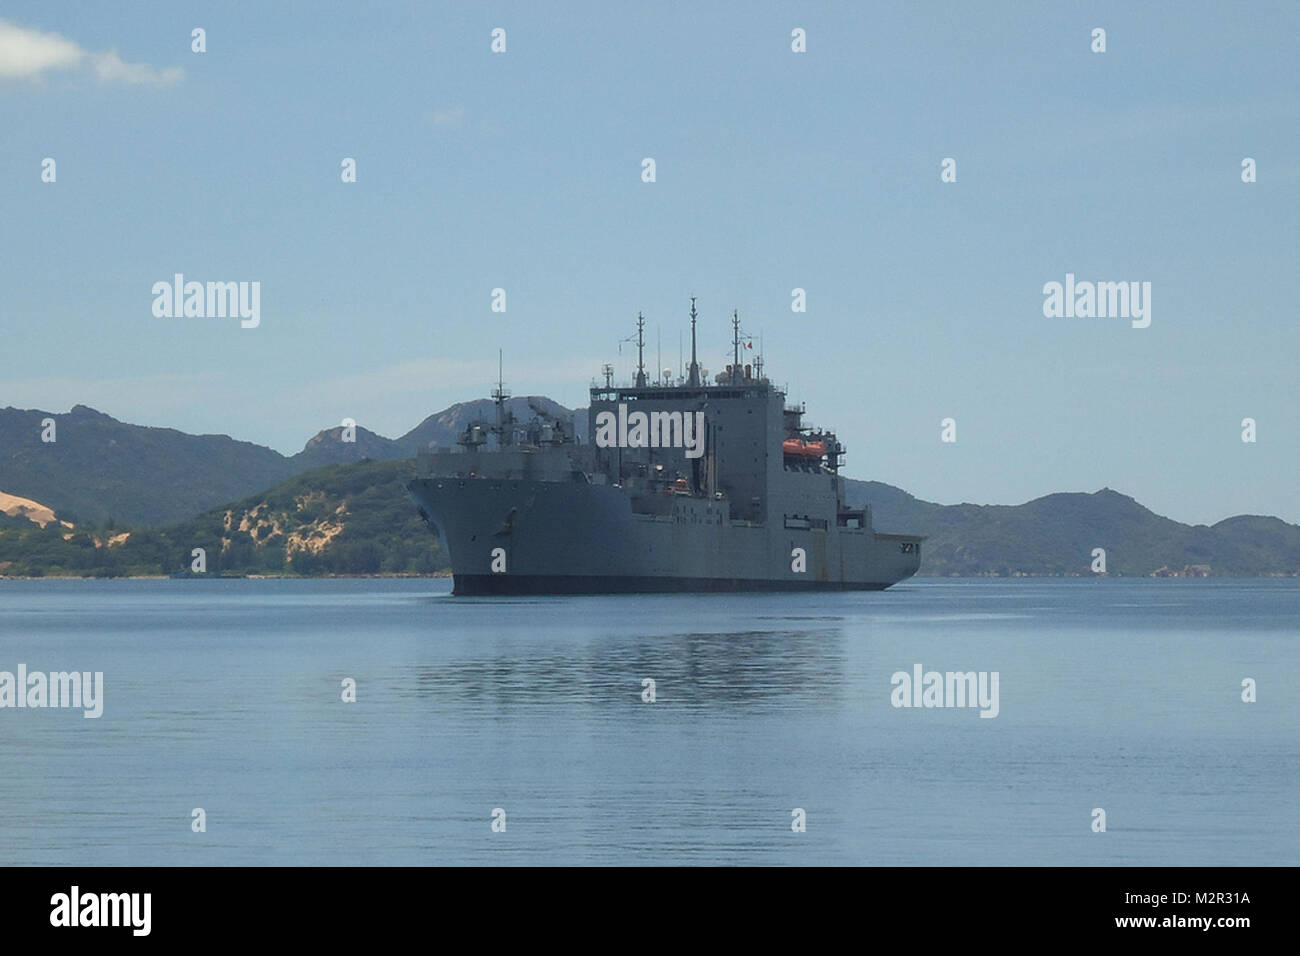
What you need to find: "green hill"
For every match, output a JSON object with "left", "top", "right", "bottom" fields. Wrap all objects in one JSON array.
[
  {"left": 0, "top": 459, "right": 444, "bottom": 577},
  {"left": 0, "top": 404, "right": 295, "bottom": 527},
  {"left": 845, "top": 480, "right": 1300, "bottom": 577}
]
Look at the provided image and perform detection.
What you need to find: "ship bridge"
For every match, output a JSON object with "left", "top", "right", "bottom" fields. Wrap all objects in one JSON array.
[{"left": 588, "top": 302, "right": 844, "bottom": 527}]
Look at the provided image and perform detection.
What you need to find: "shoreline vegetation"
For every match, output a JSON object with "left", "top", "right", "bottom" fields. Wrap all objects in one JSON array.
[
  {"left": 3, "top": 455, "right": 1299, "bottom": 582},
  {"left": 4, "top": 461, "right": 1299, "bottom": 580}
]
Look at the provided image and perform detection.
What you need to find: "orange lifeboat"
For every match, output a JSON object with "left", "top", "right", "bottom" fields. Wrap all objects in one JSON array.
[{"left": 782, "top": 439, "right": 826, "bottom": 458}]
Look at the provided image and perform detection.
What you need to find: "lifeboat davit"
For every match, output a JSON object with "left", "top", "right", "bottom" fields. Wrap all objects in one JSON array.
[{"left": 782, "top": 439, "right": 826, "bottom": 459}]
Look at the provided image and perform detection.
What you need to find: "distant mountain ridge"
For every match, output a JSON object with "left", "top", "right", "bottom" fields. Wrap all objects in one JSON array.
[
  {"left": 844, "top": 481, "right": 1300, "bottom": 577},
  {"left": 0, "top": 404, "right": 294, "bottom": 527},
  {"left": 0, "top": 398, "right": 574, "bottom": 526}
]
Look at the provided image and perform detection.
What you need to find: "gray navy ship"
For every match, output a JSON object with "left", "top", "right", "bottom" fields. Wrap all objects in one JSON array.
[{"left": 407, "top": 301, "right": 923, "bottom": 594}]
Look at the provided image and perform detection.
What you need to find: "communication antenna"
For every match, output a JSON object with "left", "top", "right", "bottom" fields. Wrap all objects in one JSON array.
[
  {"left": 686, "top": 299, "right": 696, "bottom": 390},
  {"left": 732, "top": 310, "right": 742, "bottom": 383},
  {"left": 635, "top": 313, "right": 647, "bottom": 387},
  {"left": 601, "top": 363, "right": 614, "bottom": 388}
]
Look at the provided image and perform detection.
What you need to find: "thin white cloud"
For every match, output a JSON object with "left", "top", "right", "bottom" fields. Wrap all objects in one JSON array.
[
  {"left": 90, "top": 50, "right": 183, "bottom": 88},
  {"left": 0, "top": 19, "right": 182, "bottom": 87},
  {"left": 289, "top": 355, "right": 604, "bottom": 407},
  {"left": 430, "top": 106, "right": 466, "bottom": 129},
  {"left": 0, "top": 19, "right": 80, "bottom": 77}
]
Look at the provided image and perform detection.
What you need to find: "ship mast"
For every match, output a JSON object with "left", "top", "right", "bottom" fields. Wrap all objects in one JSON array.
[
  {"left": 688, "top": 297, "right": 700, "bottom": 387},
  {"left": 635, "top": 312, "right": 647, "bottom": 387},
  {"left": 491, "top": 349, "right": 511, "bottom": 436},
  {"left": 731, "top": 310, "right": 741, "bottom": 383}
]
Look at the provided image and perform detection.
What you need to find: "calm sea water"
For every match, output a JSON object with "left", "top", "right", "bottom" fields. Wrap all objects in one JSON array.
[{"left": 0, "top": 578, "right": 1295, "bottom": 866}]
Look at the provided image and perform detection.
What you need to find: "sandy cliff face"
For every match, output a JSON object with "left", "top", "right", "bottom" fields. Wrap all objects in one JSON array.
[{"left": 0, "top": 490, "right": 73, "bottom": 529}]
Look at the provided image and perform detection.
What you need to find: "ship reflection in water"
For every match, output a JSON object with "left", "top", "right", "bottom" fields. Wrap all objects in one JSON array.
[{"left": 401, "top": 625, "right": 850, "bottom": 711}]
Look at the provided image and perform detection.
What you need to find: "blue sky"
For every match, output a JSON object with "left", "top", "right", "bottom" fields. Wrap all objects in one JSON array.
[{"left": 2, "top": 2, "right": 1297, "bottom": 525}]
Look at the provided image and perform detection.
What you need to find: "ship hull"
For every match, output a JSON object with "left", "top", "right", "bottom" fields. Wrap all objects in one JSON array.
[
  {"left": 451, "top": 574, "right": 892, "bottom": 595},
  {"left": 407, "top": 476, "right": 920, "bottom": 595}
]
